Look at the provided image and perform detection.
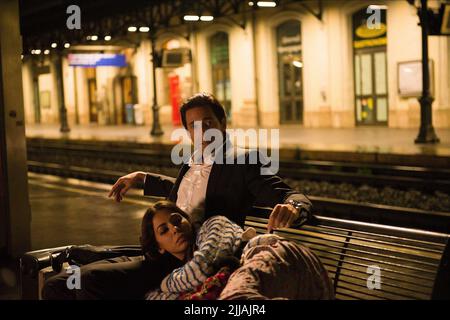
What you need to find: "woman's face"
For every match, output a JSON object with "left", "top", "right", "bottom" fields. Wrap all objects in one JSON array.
[{"left": 152, "top": 209, "right": 193, "bottom": 261}]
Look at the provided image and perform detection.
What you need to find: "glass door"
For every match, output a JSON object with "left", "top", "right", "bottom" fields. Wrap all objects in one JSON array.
[
  {"left": 210, "top": 32, "right": 231, "bottom": 121},
  {"left": 277, "top": 20, "right": 303, "bottom": 124}
]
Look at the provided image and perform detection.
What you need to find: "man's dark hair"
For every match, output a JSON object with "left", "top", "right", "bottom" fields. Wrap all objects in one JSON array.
[
  {"left": 140, "top": 200, "right": 192, "bottom": 260},
  {"left": 180, "top": 92, "right": 226, "bottom": 128}
]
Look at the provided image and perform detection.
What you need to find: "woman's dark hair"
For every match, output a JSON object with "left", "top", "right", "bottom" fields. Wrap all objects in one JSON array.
[
  {"left": 140, "top": 200, "right": 192, "bottom": 260},
  {"left": 180, "top": 92, "right": 226, "bottom": 129}
]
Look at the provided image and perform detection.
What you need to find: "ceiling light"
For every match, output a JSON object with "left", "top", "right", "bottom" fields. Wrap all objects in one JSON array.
[
  {"left": 368, "top": 5, "right": 388, "bottom": 10},
  {"left": 184, "top": 15, "right": 200, "bottom": 21},
  {"left": 292, "top": 60, "right": 303, "bottom": 68},
  {"left": 128, "top": 26, "right": 137, "bottom": 32},
  {"left": 200, "top": 16, "right": 214, "bottom": 21},
  {"left": 257, "top": 1, "right": 277, "bottom": 7}
]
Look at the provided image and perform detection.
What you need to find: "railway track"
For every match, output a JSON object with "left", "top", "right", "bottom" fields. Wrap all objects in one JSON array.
[
  {"left": 28, "top": 160, "right": 450, "bottom": 233},
  {"left": 27, "top": 138, "right": 450, "bottom": 193}
]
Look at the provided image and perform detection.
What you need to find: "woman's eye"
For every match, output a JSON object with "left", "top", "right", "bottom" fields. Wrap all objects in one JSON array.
[{"left": 160, "top": 227, "right": 168, "bottom": 235}]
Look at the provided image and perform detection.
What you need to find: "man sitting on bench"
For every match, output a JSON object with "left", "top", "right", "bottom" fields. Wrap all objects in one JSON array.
[{"left": 42, "top": 92, "right": 312, "bottom": 300}]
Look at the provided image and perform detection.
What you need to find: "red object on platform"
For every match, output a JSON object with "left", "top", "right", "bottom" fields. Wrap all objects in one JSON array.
[{"left": 169, "top": 74, "right": 181, "bottom": 126}]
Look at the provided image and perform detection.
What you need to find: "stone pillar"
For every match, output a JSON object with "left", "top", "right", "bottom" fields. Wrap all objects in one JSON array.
[
  {"left": 0, "top": 0, "right": 31, "bottom": 257},
  {"left": 53, "top": 52, "right": 70, "bottom": 132}
]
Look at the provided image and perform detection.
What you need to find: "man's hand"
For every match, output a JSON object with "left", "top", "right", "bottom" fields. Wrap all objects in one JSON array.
[
  {"left": 108, "top": 171, "right": 146, "bottom": 202},
  {"left": 267, "top": 204, "right": 299, "bottom": 233}
]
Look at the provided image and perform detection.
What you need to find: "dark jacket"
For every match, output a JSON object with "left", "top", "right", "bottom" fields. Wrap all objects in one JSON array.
[{"left": 143, "top": 148, "right": 312, "bottom": 227}]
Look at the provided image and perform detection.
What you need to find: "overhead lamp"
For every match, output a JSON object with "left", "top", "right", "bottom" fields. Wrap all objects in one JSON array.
[
  {"left": 200, "top": 16, "right": 214, "bottom": 21},
  {"left": 139, "top": 26, "right": 150, "bottom": 32},
  {"left": 248, "top": 1, "right": 255, "bottom": 6},
  {"left": 128, "top": 26, "right": 137, "bottom": 32},
  {"left": 64, "top": 43, "right": 70, "bottom": 48},
  {"left": 90, "top": 35, "right": 98, "bottom": 41},
  {"left": 292, "top": 60, "right": 303, "bottom": 68},
  {"left": 44, "top": 49, "right": 50, "bottom": 55},
  {"left": 34, "top": 49, "right": 42, "bottom": 54},
  {"left": 368, "top": 5, "right": 388, "bottom": 10},
  {"left": 257, "top": 1, "right": 277, "bottom": 7},
  {"left": 183, "top": 15, "right": 200, "bottom": 21},
  {"left": 51, "top": 43, "right": 57, "bottom": 48},
  {"left": 104, "top": 35, "right": 112, "bottom": 41}
]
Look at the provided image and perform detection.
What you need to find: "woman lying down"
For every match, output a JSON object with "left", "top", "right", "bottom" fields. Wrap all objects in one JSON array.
[{"left": 141, "top": 200, "right": 334, "bottom": 300}]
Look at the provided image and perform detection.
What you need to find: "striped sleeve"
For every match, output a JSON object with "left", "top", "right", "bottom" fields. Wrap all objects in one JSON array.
[{"left": 159, "top": 215, "right": 243, "bottom": 294}]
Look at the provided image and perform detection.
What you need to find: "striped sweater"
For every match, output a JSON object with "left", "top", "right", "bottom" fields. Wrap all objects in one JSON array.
[{"left": 146, "top": 215, "right": 243, "bottom": 300}]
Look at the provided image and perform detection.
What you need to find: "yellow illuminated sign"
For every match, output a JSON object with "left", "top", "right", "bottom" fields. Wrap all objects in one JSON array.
[
  {"left": 354, "top": 37, "right": 387, "bottom": 49},
  {"left": 356, "top": 23, "right": 387, "bottom": 39}
]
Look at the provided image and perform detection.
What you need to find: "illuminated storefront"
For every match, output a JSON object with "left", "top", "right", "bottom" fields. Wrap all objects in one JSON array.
[{"left": 21, "top": 0, "right": 450, "bottom": 129}]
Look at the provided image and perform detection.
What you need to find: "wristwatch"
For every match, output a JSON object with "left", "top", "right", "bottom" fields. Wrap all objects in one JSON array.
[{"left": 286, "top": 199, "right": 309, "bottom": 226}]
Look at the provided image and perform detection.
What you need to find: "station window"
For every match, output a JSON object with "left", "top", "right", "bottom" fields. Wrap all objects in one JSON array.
[
  {"left": 86, "top": 68, "right": 98, "bottom": 123},
  {"left": 276, "top": 20, "right": 303, "bottom": 124},
  {"left": 210, "top": 32, "right": 231, "bottom": 121},
  {"left": 352, "top": 7, "right": 388, "bottom": 126},
  {"left": 120, "top": 75, "right": 138, "bottom": 124}
]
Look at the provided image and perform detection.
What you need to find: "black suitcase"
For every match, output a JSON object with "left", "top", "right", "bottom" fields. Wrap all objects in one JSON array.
[{"left": 20, "top": 245, "right": 142, "bottom": 299}]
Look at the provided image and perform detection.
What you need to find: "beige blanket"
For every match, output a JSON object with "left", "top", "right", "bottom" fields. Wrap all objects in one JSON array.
[{"left": 219, "top": 234, "right": 334, "bottom": 300}]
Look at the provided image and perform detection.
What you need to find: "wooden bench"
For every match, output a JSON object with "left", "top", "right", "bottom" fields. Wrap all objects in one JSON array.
[
  {"left": 245, "top": 215, "right": 450, "bottom": 300},
  {"left": 21, "top": 215, "right": 450, "bottom": 300}
]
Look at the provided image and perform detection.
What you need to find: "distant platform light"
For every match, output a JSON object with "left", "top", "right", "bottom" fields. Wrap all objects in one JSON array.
[
  {"left": 248, "top": 1, "right": 255, "bottom": 6},
  {"left": 104, "top": 35, "right": 112, "bottom": 41},
  {"left": 64, "top": 43, "right": 70, "bottom": 48},
  {"left": 292, "top": 60, "right": 303, "bottom": 68},
  {"left": 44, "top": 49, "right": 50, "bottom": 55},
  {"left": 184, "top": 15, "right": 200, "bottom": 21},
  {"left": 166, "top": 39, "right": 181, "bottom": 49},
  {"left": 90, "top": 35, "right": 98, "bottom": 41},
  {"left": 200, "top": 16, "right": 214, "bottom": 21},
  {"left": 34, "top": 49, "right": 41, "bottom": 55},
  {"left": 257, "top": 1, "right": 277, "bottom": 7},
  {"left": 128, "top": 26, "right": 137, "bottom": 32},
  {"left": 86, "top": 36, "right": 91, "bottom": 40},
  {"left": 139, "top": 26, "right": 150, "bottom": 32},
  {"left": 30, "top": 50, "right": 35, "bottom": 54},
  {"left": 21, "top": 54, "right": 24, "bottom": 60},
  {"left": 368, "top": 5, "right": 388, "bottom": 10},
  {"left": 51, "top": 43, "right": 57, "bottom": 48}
]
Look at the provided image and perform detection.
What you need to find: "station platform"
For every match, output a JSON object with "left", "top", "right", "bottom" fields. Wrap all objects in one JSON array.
[
  {"left": 28, "top": 172, "right": 149, "bottom": 250},
  {"left": 25, "top": 124, "right": 450, "bottom": 167}
]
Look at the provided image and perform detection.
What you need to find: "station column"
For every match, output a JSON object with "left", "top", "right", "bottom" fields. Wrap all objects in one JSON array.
[
  {"left": 0, "top": 0, "right": 31, "bottom": 257},
  {"left": 415, "top": 0, "right": 440, "bottom": 144},
  {"left": 53, "top": 51, "right": 70, "bottom": 133},
  {"left": 149, "top": 32, "right": 163, "bottom": 136}
]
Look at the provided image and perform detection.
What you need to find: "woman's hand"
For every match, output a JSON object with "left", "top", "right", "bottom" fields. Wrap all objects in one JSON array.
[{"left": 108, "top": 171, "right": 146, "bottom": 202}]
